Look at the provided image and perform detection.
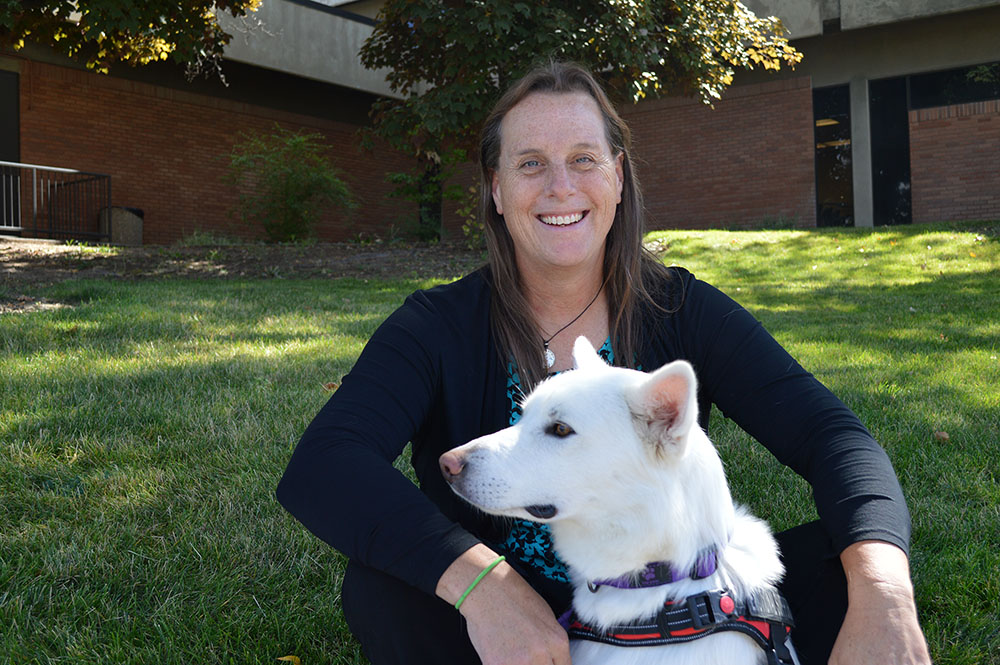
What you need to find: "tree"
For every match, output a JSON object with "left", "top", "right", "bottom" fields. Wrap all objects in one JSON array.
[
  {"left": 360, "top": 0, "right": 803, "bottom": 160},
  {"left": 359, "top": 0, "right": 802, "bottom": 238},
  {"left": 0, "top": 0, "right": 261, "bottom": 76}
]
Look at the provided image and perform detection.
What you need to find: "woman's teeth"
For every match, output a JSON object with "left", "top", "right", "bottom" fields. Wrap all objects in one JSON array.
[{"left": 539, "top": 212, "right": 585, "bottom": 226}]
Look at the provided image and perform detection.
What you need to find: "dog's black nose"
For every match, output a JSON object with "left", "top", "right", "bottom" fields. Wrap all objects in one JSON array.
[{"left": 439, "top": 451, "right": 465, "bottom": 482}]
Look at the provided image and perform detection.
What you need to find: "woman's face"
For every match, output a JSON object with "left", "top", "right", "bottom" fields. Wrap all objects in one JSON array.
[{"left": 491, "top": 91, "right": 624, "bottom": 279}]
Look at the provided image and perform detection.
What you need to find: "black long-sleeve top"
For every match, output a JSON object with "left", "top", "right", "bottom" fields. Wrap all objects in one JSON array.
[{"left": 276, "top": 266, "right": 910, "bottom": 597}]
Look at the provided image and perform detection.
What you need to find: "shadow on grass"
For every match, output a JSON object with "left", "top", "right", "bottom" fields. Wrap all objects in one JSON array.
[
  {"left": 2, "top": 310, "right": 370, "bottom": 661},
  {"left": 2, "top": 252, "right": 998, "bottom": 663},
  {"left": 0, "top": 278, "right": 424, "bottom": 361},
  {"left": 745, "top": 268, "right": 1000, "bottom": 348},
  {"left": 728, "top": 265, "right": 999, "bottom": 444}
]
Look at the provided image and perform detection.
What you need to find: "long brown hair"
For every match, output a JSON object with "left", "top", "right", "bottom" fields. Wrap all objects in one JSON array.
[{"left": 480, "top": 61, "right": 674, "bottom": 389}]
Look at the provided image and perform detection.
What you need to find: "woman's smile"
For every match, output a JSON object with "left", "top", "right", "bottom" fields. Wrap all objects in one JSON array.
[{"left": 537, "top": 211, "right": 588, "bottom": 227}]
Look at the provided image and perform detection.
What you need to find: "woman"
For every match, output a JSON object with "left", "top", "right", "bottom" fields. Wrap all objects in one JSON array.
[{"left": 277, "top": 62, "right": 930, "bottom": 665}]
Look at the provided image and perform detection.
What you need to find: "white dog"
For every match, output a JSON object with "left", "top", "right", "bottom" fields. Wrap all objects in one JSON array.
[{"left": 440, "top": 337, "right": 798, "bottom": 665}]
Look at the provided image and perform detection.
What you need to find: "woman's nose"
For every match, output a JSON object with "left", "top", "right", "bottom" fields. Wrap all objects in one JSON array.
[{"left": 545, "top": 163, "right": 575, "bottom": 199}]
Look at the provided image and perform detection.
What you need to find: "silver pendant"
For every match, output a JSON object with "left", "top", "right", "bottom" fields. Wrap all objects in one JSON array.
[{"left": 544, "top": 347, "right": 556, "bottom": 368}]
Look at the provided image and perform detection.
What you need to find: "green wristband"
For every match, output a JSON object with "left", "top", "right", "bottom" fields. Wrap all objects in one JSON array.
[{"left": 454, "top": 555, "right": 506, "bottom": 610}]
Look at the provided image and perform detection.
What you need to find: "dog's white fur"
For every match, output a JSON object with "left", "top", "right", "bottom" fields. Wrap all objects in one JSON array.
[{"left": 442, "top": 337, "right": 788, "bottom": 665}]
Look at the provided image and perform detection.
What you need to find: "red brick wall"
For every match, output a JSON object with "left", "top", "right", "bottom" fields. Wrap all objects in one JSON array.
[
  {"left": 909, "top": 100, "right": 1000, "bottom": 223},
  {"left": 621, "top": 77, "right": 816, "bottom": 230},
  {"left": 16, "top": 59, "right": 414, "bottom": 244}
]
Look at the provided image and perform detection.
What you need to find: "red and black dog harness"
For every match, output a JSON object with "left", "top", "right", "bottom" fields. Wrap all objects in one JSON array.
[{"left": 563, "top": 587, "right": 799, "bottom": 665}]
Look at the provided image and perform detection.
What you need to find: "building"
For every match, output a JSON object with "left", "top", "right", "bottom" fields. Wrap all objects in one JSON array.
[
  {"left": 0, "top": 0, "right": 413, "bottom": 244},
  {"left": 626, "top": 0, "right": 1000, "bottom": 229},
  {"left": 2, "top": 0, "right": 999, "bottom": 243}
]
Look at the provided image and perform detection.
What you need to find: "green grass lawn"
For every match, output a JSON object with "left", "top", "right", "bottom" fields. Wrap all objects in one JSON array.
[{"left": 2, "top": 221, "right": 998, "bottom": 664}]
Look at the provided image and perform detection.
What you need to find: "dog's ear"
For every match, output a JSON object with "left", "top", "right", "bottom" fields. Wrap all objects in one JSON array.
[
  {"left": 626, "top": 360, "right": 699, "bottom": 458},
  {"left": 572, "top": 336, "right": 605, "bottom": 370}
]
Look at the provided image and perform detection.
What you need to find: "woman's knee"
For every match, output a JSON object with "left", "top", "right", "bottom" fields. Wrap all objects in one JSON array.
[
  {"left": 341, "top": 560, "right": 479, "bottom": 665},
  {"left": 776, "top": 521, "right": 848, "bottom": 665}
]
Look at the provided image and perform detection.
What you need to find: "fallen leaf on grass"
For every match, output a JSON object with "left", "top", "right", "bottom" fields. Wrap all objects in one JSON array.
[
  {"left": 278, "top": 657, "right": 301, "bottom": 665},
  {"left": 934, "top": 431, "right": 950, "bottom": 443},
  {"left": 322, "top": 382, "right": 340, "bottom": 392}
]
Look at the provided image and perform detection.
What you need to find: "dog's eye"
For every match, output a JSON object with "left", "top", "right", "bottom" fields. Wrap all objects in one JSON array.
[{"left": 547, "top": 422, "right": 575, "bottom": 438}]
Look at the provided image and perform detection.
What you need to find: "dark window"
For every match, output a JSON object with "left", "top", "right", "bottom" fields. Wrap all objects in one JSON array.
[
  {"left": 870, "top": 77, "right": 912, "bottom": 225},
  {"left": 813, "top": 85, "right": 854, "bottom": 227},
  {"left": 910, "top": 61, "right": 1000, "bottom": 109},
  {"left": 0, "top": 69, "right": 18, "bottom": 162},
  {"left": 1, "top": 69, "right": 19, "bottom": 232}
]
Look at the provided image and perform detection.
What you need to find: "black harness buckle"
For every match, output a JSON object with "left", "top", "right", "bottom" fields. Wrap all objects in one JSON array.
[
  {"left": 684, "top": 590, "right": 736, "bottom": 629},
  {"left": 686, "top": 594, "right": 710, "bottom": 629}
]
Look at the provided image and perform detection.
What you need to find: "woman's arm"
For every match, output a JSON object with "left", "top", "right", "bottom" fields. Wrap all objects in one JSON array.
[
  {"left": 832, "top": 541, "right": 930, "bottom": 664},
  {"left": 674, "top": 272, "right": 911, "bottom": 554},
  {"left": 667, "top": 271, "right": 928, "bottom": 660},
  {"left": 276, "top": 287, "right": 481, "bottom": 593}
]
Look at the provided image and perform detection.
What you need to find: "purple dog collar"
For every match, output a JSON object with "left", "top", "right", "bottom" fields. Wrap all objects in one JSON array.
[{"left": 587, "top": 548, "right": 719, "bottom": 592}]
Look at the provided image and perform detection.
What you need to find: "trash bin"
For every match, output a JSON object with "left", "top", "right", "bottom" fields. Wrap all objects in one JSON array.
[{"left": 99, "top": 207, "right": 144, "bottom": 246}]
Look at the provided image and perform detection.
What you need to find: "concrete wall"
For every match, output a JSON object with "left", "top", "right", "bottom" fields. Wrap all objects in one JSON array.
[
  {"left": 326, "top": 0, "right": 383, "bottom": 20},
  {"left": 841, "top": 0, "right": 1000, "bottom": 30},
  {"left": 737, "top": 5, "right": 1000, "bottom": 88},
  {"left": 219, "top": 0, "right": 396, "bottom": 97},
  {"left": 742, "top": 0, "right": 823, "bottom": 39},
  {"left": 746, "top": 0, "right": 1000, "bottom": 37},
  {"left": 622, "top": 77, "right": 816, "bottom": 230}
]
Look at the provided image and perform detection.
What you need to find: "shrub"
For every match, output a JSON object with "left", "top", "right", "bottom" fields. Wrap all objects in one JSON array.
[
  {"left": 384, "top": 149, "right": 466, "bottom": 242},
  {"left": 457, "top": 184, "right": 485, "bottom": 250},
  {"left": 226, "top": 125, "right": 356, "bottom": 242}
]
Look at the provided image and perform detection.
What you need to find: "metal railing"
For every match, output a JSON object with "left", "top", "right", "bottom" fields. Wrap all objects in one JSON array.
[{"left": 0, "top": 160, "right": 112, "bottom": 241}]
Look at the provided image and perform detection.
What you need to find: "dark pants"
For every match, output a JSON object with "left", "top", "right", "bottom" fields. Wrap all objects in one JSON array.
[{"left": 342, "top": 520, "right": 846, "bottom": 665}]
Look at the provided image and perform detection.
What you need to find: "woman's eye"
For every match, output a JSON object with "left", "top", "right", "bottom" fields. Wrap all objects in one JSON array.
[{"left": 547, "top": 422, "right": 575, "bottom": 437}]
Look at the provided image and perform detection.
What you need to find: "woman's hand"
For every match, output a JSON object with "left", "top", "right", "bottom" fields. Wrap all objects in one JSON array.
[
  {"left": 437, "top": 544, "right": 571, "bottom": 665},
  {"left": 830, "top": 541, "right": 931, "bottom": 665},
  {"left": 460, "top": 560, "right": 571, "bottom": 665}
]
